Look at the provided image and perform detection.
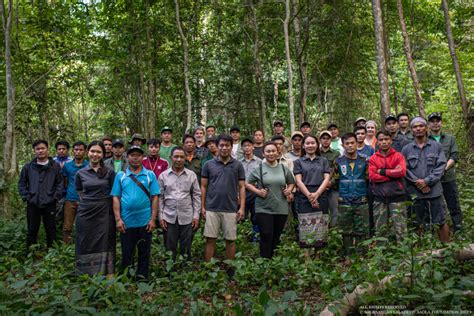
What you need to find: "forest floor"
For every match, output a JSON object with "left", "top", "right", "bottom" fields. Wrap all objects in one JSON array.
[{"left": 1, "top": 169, "right": 473, "bottom": 315}]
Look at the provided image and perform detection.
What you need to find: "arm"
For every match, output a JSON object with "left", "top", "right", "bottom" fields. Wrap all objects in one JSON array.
[
  {"left": 54, "top": 166, "right": 64, "bottom": 201},
  {"left": 147, "top": 195, "right": 158, "bottom": 232},
  {"left": 191, "top": 175, "right": 201, "bottom": 229},
  {"left": 384, "top": 153, "right": 406, "bottom": 179},
  {"left": 245, "top": 167, "right": 268, "bottom": 198},
  {"left": 18, "top": 165, "right": 29, "bottom": 201},
  {"left": 423, "top": 146, "right": 447, "bottom": 187},
  {"left": 158, "top": 176, "right": 165, "bottom": 221},
  {"left": 113, "top": 196, "right": 125, "bottom": 233},
  {"left": 368, "top": 157, "right": 390, "bottom": 182},
  {"left": 237, "top": 180, "right": 246, "bottom": 220},
  {"left": 200, "top": 177, "right": 208, "bottom": 219}
]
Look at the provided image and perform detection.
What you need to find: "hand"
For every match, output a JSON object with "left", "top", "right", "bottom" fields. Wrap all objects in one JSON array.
[
  {"left": 236, "top": 209, "right": 245, "bottom": 221},
  {"left": 160, "top": 219, "right": 168, "bottom": 231},
  {"left": 377, "top": 169, "right": 381, "bottom": 174},
  {"left": 201, "top": 208, "right": 206, "bottom": 220},
  {"left": 415, "top": 179, "right": 427, "bottom": 189},
  {"left": 282, "top": 186, "right": 292, "bottom": 197},
  {"left": 116, "top": 219, "right": 126, "bottom": 234},
  {"left": 146, "top": 219, "right": 156, "bottom": 232},
  {"left": 258, "top": 188, "right": 269, "bottom": 198},
  {"left": 421, "top": 186, "right": 431, "bottom": 194},
  {"left": 311, "top": 199, "right": 320, "bottom": 209},
  {"left": 287, "top": 193, "right": 294, "bottom": 203},
  {"left": 192, "top": 218, "right": 199, "bottom": 230}
]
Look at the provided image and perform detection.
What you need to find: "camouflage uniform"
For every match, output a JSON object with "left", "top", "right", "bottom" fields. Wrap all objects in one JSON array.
[{"left": 373, "top": 201, "right": 406, "bottom": 242}]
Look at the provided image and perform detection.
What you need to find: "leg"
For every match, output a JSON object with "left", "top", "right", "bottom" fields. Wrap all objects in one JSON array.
[
  {"left": 222, "top": 213, "right": 237, "bottom": 260},
  {"left": 388, "top": 201, "right": 407, "bottom": 243},
  {"left": 164, "top": 221, "right": 179, "bottom": 259},
  {"left": 337, "top": 203, "right": 354, "bottom": 256},
  {"left": 442, "top": 181, "right": 462, "bottom": 232},
  {"left": 120, "top": 227, "right": 138, "bottom": 275},
  {"left": 256, "top": 213, "right": 274, "bottom": 258},
  {"left": 204, "top": 238, "right": 216, "bottom": 262},
  {"left": 62, "top": 201, "right": 77, "bottom": 244},
  {"left": 178, "top": 224, "right": 193, "bottom": 260},
  {"left": 26, "top": 204, "right": 42, "bottom": 248},
  {"left": 136, "top": 226, "right": 152, "bottom": 280},
  {"left": 428, "top": 197, "right": 450, "bottom": 243},
  {"left": 225, "top": 240, "right": 236, "bottom": 260},
  {"left": 203, "top": 211, "right": 220, "bottom": 261},
  {"left": 367, "top": 190, "right": 375, "bottom": 237},
  {"left": 42, "top": 204, "right": 57, "bottom": 248},
  {"left": 372, "top": 201, "right": 388, "bottom": 238},
  {"left": 353, "top": 203, "right": 369, "bottom": 253},
  {"left": 270, "top": 215, "right": 288, "bottom": 256}
]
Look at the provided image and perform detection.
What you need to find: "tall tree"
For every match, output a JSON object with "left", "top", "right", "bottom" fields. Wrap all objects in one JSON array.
[
  {"left": 175, "top": 0, "right": 192, "bottom": 132},
  {"left": 283, "top": 0, "right": 295, "bottom": 132},
  {"left": 292, "top": 0, "right": 308, "bottom": 124},
  {"left": 372, "top": 0, "right": 390, "bottom": 122},
  {"left": 441, "top": 0, "right": 473, "bottom": 149},
  {"left": 396, "top": 0, "right": 425, "bottom": 117}
]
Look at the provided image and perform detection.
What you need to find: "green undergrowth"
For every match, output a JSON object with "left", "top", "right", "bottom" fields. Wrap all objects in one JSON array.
[{"left": 1, "top": 173, "right": 473, "bottom": 314}]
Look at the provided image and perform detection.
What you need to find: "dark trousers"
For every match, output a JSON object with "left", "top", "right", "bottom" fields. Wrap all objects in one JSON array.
[
  {"left": 442, "top": 181, "right": 462, "bottom": 231},
  {"left": 120, "top": 226, "right": 152, "bottom": 280},
  {"left": 245, "top": 190, "right": 257, "bottom": 225},
  {"left": 26, "top": 203, "right": 56, "bottom": 248},
  {"left": 163, "top": 222, "right": 193, "bottom": 260},
  {"left": 256, "top": 213, "right": 287, "bottom": 258}
]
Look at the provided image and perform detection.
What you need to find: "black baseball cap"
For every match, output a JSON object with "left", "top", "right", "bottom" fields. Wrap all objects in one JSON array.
[
  {"left": 300, "top": 121, "right": 311, "bottom": 128},
  {"left": 428, "top": 112, "right": 442, "bottom": 121},
  {"left": 385, "top": 114, "right": 397, "bottom": 124},
  {"left": 273, "top": 120, "right": 284, "bottom": 127},
  {"left": 161, "top": 126, "right": 172, "bottom": 133},
  {"left": 241, "top": 137, "right": 254, "bottom": 145},
  {"left": 327, "top": 123, "right": 338, "bottom": 129},
  {"left": 230, "top": 125, "right": 240, "bottom": 133},
  {"left": 112, "top": 139, "right": 124, "bottom": 147},
  {"left": 127, "top": 145, "right": 144, "bottom": 155}
]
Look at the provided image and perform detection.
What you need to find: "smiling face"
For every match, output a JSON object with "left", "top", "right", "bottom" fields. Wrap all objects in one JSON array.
[
  {"left": 328, "top": 126, "right": 339, "bottom": 139},
  {"left": 263, "top": 144, "right": 278, "bottom": 163},
  {"left": 112, "top": 145, "right": 125, "bottom": 157},
  {"left": 366, "top": 123, "right": 376, "bottom": 137},
  {"left": 217, "top": 139, "right": 232, "bottom": 158},
  {"left": 88, "top": 145, "right": 104, "bottom": 164},
  {"left": 303, "top": 136, "right": 318, "bottom": 155},
  {"left": 128, "top": 151, "right": 144, "bottom": 167},
  {"left": 428, "top": 118, "right": 442, "bottom": 133},
  {"left": 385, "top": 120, "right": 399, "bottom": 134},
  {"left": 194, "top": 129, "right": 205, "bottom": 142}
]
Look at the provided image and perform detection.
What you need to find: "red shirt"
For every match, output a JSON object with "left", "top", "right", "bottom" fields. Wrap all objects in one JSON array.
[{"left": 142, "top": 156, "right": 169, "bottom": 179}]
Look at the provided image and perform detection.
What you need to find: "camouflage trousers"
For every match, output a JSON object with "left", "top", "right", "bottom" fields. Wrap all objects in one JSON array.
[
  {"left": 337, "top": 202, "right": 369, "bottom": 256},
  {"left": 373, "top": 201, "right": 407, "bottom": 243}
]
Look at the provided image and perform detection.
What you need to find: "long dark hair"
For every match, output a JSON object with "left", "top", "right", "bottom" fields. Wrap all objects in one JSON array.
[
  {"left": 301, "top": 135, "right": 320, "bottom": 157},
  {"left": 87, "top": 140, "right": 108, "bottom": 178}
]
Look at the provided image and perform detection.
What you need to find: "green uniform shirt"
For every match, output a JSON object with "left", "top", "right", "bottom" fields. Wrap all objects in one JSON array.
[
  {"left": 247, "top": 162, "right": 295, "bottom": 215},
  {"left": 428, "top": 132, "right": 458, "bottom": 183},
  {"left": 160, "top": 144, "right": 177, "bottom": 166}
]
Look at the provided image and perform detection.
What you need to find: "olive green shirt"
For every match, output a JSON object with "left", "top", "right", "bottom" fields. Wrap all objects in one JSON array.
[{"left": 428, "top": 132, "right": 458, "bottom": 183}]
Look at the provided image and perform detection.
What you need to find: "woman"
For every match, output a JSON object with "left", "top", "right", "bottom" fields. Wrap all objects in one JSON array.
[
  {"left": 75, "top": 141, "right": 116, "bottom": 277},
  {"left": 364, "top": 120, "right": 377, "bottom": 149},
  {"left": 246, "top": 141, "right": 295, "bottom": 259},
  {"left": 293, "top": 135, "right": 331, "bottom": 250}
]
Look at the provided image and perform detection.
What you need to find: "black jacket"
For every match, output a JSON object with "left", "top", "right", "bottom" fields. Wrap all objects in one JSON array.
[{"left": 18, "top": 158, "right": 63, "bottom": 208}]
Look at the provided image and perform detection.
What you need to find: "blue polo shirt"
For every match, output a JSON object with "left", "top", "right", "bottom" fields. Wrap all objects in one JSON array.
[
  {"left": 62, "top": 160, "right": 89, "bottom": 201},
  {"left": 111, "top": 167, "right": 160, "bottom": 229}
]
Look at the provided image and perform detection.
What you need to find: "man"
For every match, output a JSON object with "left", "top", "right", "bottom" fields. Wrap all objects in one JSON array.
[
  {"left": 397, "top": 113, "right": 414, "bottom": 142},
  {"left": 353, "top": 117, "right": 367, "bottom": 128},
  {"left": 428, "top": 112, "right": 462, "bottom": 232},
  {"left": 253, "top": 129, "right": 265, "bottom": 159},
  {"left": 159, "top": 147, "right": 201, "bottom": 260},
  {"left": 354, "top": 126, "right": 375, "bottom": 159},
  {"left": 368, "top": 131, "right": 407, "bottom": 242},
  {"left": 385, "top": 114, "right": 409, "bottom": 152},
  {"left": 240, "top": 137, "right": 262, "bottom": 241},
  {"left": 62, "top": 141, "right": 89, "bottom": 244},
  {"left": 300, "top": 121, "right": 312, "bottom": 136},
  {"left": 271, "top": 135, "right": 294, "bottom": 172},
  {"left": 333, "top": 133, "right": 369, "bottom": 257},
  {"left": 273, "top": 120, "right": 291, "bottom": 153},
  {"left": 288, "top": 131, "right": 303, "bottom": 161},
  {"left": 19, "top": 140, "right": 63, "bottom": 249},
  {"left": 206, "top": 125, "right": 217, "bottom": 138},
  {"left": 129, "top": 133, "right": 146, "bottom": 147},
  {"left": 230, "top": 125, "right": 244, "bottom": 160},
  {"left": 102, "top": 136, "right": 114, "bottom": 159},
  {"left": 319, "top": 130, "right": 340, "bottom": 227},
  {"left": 204, "top": 137, "right": 218, "bottom": 159},
  {"left": 112, "top": 146, "right": 160, "bottom": 281},
  {"left": 53, "top": 140, "right": 73, "bottom": 168},
  {"left": 401, "top": 117, "right": 449, "bottom": 242},
  {"left": 159, "top": 126, "right": 177, "bottom": 165},
  {"left": 183, "top": 134, "right": 202, "bottom": 182},
  {"left": 194, "top": 126, "right": 209, "bottom": 159},
  {"left": 142, "top": 138, "right": 169, "bottom": 180},
  {"left": 104, "top": 139, "right": 128, "bottom": 173},
  {"left": 201, "top": 134, "right": 246, "bottom": 262},
  {"left": 327, "top": 123, "right": 344, "bottom": 154}
]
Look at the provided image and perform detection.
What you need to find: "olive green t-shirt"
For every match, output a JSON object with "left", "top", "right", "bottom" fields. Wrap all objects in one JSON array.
[
  {"left": 247, "top": 162, "right": 295, "bottom": 215},
  {"left": 160, "top": 144, "right": 176, "bottom": 166}
]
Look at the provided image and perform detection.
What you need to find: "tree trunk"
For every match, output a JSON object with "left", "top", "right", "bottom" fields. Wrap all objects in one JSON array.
[
  {"left": 371, "top": 0, "right": 391, "bottom": 123},
  {"left": 248, "top": 0, "right": 267, "bottom": 131},
  {"left": 441, "top": 0, "right": 473, "bottom": 150},
  {"left": 292, "top": 0, "right": 308, "bottom": 124},
  {"left": 175, "top": 0, "right": 193, "bottom": 133},
  {"left": 283, "top": 0, "right": 296, "bottom": 133},
  {"left": 396, "top": 0, "right": 425, "bottom": 117}
]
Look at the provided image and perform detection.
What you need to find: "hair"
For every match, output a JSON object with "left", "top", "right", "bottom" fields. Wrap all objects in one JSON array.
[
  {"left": 341, "top": 132, "right": 357, "bottom": 144},
  {"left": 365, "top": 120, "right": 377, "bottom": 128},
  {"left": 376, "top": 130, "right": 392, "bottom": 139},
  {"left": 102, "top": 135, "right": 113, "bottom": 142},
  {"left": 216, "top": 134, "right": 233, "bottom": 145},
  {"left": 301, "top": 135, "right": 320, "bottom": 157},
  {"left": 271, "top": 134, "right": 285, "bottom": 142},
  {"left": 147, "top": 138, "right": 161, "bottom": 146},
  {"left": 397, "top": 112, "right": 409, "bottom": 120},
  {"left": 55, "top": 140, "right": 70, "bottom": 150},
  {"left": 182, "top": 134, "right": 196, "bottom": 144},
  {"left": 206, "top": 125, "right": 216, "bottom": 130},
  {"left": 87, "top": 141, "right": 108, "bottom": 178},
  {"left": 194, "top": 126, "right": 205, "bottom": 134},
  {"left": 353, "top": 126, "right": 367, "bottom": 133},
  {"left": 171, "top": 146, "right": 185, "bottom": 157},
  {"left": 32, "top": 139, "right": 48, "bottom": 149},
  {"left": 262, "top": 141, "right": 277, "bottom": 152},
  {"left": 72, "top": 141, "right": 86, "bottom": 149},
  {"left": 253, "top": 129, "right": 265, "bottom": 136}
]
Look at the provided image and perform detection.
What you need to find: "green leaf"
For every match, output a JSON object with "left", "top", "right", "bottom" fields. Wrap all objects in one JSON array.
[
  {"left": 281, "top": 290, "right": 297, "bottom": 302},
  {"left": 138, "top": 282, "right": 153, "bottom": 294},
  {"left": 11, "top": 280, "right": 28, "bottom": 290}
]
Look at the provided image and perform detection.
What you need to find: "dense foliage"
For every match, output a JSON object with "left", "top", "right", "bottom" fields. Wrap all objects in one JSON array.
[{"left": 0, "top": 169, "right": 473, "bottom": 314}]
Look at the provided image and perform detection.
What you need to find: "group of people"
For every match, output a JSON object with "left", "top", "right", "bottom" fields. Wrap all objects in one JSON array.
[{"left": 18, "top": 111, "right": 462, "bottom": 280}]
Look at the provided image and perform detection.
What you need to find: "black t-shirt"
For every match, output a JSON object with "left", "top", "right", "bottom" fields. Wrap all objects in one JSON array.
[{"left": 253, "top": 146, "right": 264, "bottom": 159}]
